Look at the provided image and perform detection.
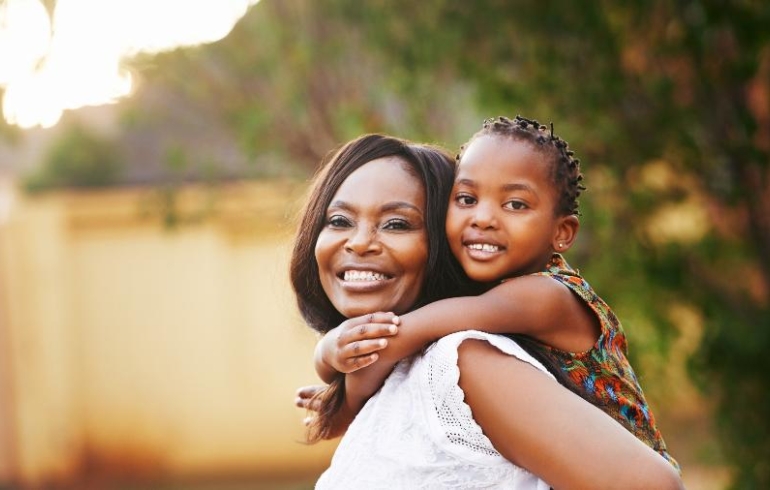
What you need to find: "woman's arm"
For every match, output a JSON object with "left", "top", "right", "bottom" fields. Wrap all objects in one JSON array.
[{"left": 457, "top": 339, "right": 683, "bottom": 490}]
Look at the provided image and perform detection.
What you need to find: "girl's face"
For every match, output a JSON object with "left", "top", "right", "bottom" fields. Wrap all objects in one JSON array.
[
  {"left": 446, "top": 135, "right": 563, "bottom": 282},
  {"left": 315, "top": 157, "right": 429, "bottom": 318}
]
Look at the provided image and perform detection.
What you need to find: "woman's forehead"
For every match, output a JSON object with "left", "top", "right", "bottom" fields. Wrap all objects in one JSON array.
[{"left": 331, "top": 157, "right": 425, "bottom": 208}]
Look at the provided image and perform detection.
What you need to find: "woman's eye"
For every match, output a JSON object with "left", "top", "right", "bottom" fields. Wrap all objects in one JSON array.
[
  {"left": 504, "top": 200, "right": 528, "bottom": 211},
  {"left": 455, "top": 194, "right": 476, "bottom": 206},
  {"left": 383, "top": 219, "right": 410, "bottom": 231},
  {"left": 327, "top": 215, "right": 352, "bottom": 228}
]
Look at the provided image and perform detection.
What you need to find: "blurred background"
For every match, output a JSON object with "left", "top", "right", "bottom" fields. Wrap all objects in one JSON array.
[{"left": 0, "top": 0, "right": 768, "bottom": 489}]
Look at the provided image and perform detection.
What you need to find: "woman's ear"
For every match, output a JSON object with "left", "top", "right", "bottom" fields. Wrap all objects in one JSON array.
[{"left": 552, "top": 215, "right": 579, "bottom": 253}]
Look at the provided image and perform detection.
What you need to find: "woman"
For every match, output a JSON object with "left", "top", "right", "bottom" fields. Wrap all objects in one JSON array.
[{"left": 290, "top": 134, "right": 683, "bottom": 489}]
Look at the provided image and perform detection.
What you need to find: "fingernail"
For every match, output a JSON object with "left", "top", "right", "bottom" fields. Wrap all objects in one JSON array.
[
  {"left": 389, "top": 324, "right": 397, "bottom": 334},
  {"left": 392, "top": 315, "right": 400, "bottom": 325}
]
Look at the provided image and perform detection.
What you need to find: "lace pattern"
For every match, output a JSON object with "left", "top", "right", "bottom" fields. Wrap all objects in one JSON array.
[{"left": 316, "top": 331, "right": 552, "bottom": 489}]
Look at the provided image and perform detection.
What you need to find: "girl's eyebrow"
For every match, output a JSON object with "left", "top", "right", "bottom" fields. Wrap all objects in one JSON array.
[
  {"left": 456, "top": 178, "right": 534, "bottom": 193},
  {"left": 501, "top": 182, "right": 535, "bottom": 193}
]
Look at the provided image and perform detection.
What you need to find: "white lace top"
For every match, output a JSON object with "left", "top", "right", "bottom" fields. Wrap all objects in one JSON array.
[{"left": 316, "top": 330, "right": 555, "bottom": 489}]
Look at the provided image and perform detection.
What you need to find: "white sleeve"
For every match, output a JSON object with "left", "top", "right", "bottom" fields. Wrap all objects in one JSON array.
[{"left": 418, "top": 330, "right": 555, "bottom": 463}]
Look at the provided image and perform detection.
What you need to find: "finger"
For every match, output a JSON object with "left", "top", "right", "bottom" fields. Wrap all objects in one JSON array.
[
  {"left": 296, "top": 385, "right": 324, "bottom": 399},
  {"left": 340, "top": 322, "right": 398, "bottom": 345},
  {"left": 296, "top": 396, "right": 323, "bottom": 412},
  {"left": 344, "top": 312, "right": 400, "bottom": 330},
  {"left": 346, "top": 339, "right": 388, "bottom": 358},
  {"left": 348, "top": 352, "right": 379, "bottom": 371}
]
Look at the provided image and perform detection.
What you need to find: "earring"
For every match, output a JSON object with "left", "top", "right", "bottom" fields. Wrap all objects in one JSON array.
[{"left": 558, "top": 243, "right": 564, "bottom": 249}]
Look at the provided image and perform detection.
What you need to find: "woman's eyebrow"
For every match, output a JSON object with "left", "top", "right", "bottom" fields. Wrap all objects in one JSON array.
[
  {"left": 381, "top": 201, "right": 422, "bottom": 214},
  {"left": 328, "top": 200, "right": 422, "bottom": 214},
  {"left": 328, "top": 200, "right": 354, "bottom": 211}
]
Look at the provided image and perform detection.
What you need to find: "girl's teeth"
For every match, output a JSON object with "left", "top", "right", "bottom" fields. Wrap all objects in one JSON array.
[
  {"left": 344, "top": 270, "right": 387, "bottom": 281},
  {"left": 468, "top": 243, "right": 500, "bottom": 252}
]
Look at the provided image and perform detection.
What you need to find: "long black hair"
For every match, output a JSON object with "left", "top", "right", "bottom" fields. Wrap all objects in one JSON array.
[{"left": 289, "top": 134, "right": 472, "bottom": 441}]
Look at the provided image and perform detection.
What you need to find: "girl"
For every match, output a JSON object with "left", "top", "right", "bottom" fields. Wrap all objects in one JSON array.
[{"left": 308, "top": 116, "right": 680, "bottom": 471}]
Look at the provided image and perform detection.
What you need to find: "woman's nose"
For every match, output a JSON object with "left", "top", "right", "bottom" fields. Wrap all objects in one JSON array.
[{"left": 344, "top": 226, "right": 381, "bottom": 255}]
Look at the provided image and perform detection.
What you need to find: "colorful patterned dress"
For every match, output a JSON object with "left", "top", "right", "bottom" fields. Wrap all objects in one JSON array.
[{"left": 532, "top": 254, "right": 680, "bottom": 471}]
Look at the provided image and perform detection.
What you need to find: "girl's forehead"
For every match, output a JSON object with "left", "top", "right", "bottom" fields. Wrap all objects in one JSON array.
[{"left": 458, "top": 137, "right": 548, "bottom": 177}]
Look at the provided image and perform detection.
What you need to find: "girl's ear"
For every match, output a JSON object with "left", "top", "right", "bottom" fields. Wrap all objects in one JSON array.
[{"left": 552, "top": 215, "right": 579, "bottom": 253}]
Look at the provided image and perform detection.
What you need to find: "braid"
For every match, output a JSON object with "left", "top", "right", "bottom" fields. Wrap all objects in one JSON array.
[{"left": 458, "top": 115, "right": 586, "bottom": 216}]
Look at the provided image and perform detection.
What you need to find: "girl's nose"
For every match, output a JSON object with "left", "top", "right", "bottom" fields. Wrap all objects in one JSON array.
[
  {"left": 344, "top": 226, "right": 381, "bottom": 255},
  {"left": 471, "top": 203, "right": 498, "bottom": 229}
]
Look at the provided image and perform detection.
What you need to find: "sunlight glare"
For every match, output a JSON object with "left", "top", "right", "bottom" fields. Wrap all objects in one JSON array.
[{"left": 0, "top": 0, "right": 260, "bottom": 129}]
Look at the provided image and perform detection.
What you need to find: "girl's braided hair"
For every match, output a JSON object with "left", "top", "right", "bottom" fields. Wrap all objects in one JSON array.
[{"left": 458, "top": 115, "right": 586, "bottom": 216}]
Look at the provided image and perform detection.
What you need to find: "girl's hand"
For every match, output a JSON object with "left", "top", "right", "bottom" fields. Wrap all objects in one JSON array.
[
  {"left": 320, "top": 312, "right": 400, "bottom": 374},
  {"left": 295, "top": 384, "right": 325, "bottom": 413},
  {"left": 295, "top": 383, "right": 354, "bottom": 440}
]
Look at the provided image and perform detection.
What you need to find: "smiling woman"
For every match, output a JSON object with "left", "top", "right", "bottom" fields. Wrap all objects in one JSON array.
[
  {"left": 0, "top": 0, "right": 261, "bottom": 128},
  {"left": 314, "top": 156, "right": 429, "bottom": 318}
]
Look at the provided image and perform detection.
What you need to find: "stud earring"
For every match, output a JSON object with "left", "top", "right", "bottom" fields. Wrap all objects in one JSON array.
[{"left": 558, "top": 243, "right": 564, "bottom": 249}]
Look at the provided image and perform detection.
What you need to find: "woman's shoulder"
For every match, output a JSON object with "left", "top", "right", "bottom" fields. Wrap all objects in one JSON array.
[{"left": 426, "top": 331, "right": 554, "bottom": 378}]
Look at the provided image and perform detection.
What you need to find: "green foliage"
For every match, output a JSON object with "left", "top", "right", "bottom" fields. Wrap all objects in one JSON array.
[{"left": 24, "top": 125, "right": 122, "bottom": 192}]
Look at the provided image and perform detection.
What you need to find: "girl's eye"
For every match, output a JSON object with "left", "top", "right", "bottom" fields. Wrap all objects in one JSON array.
[
  {"left": 327, "top": 215, "right": 352, "bottom": 228},
  {"left": 383, "top": 218, "right": 410, "bottom": 231},
  {"left": 455, "top": 194, "right": 476, "bottom": 206},
  {"left": 504, "top": 200, "right": 528, "bottom": 211}
]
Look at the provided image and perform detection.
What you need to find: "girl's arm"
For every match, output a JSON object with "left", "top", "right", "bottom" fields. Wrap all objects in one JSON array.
[
  {"left": 318, "top": 274, "right": 597, "bottom": 382},
  {"left": 457, "top": 339, "right": 683, "bottom": 489},
  {"left": 314, "top": 274, "right": 600, "bottom": 428},
  {"left": 336, "top": 275, "right": 594, "bottom": 417},
  {"left": 392, "top": 274, "right": 599, "bottom": 357}
]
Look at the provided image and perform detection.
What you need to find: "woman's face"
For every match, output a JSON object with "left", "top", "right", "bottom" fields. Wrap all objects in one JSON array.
[{"left": 315, "top": 156, "right": 429, "bottom": 318}]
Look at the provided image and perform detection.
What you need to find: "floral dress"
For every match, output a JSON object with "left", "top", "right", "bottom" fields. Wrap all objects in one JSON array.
[{"left": 532, "top": 253, "right": 680, "bottom": 471}]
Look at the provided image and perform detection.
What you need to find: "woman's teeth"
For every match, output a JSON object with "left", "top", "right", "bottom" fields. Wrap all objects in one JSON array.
[{"left": 344, "top": 270, "right": 387, "bottom": 281}]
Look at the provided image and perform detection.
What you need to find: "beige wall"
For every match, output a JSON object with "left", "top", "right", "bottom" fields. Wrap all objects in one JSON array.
[{"left": 0, "top": 181, "right": 337, "bottom": 486}]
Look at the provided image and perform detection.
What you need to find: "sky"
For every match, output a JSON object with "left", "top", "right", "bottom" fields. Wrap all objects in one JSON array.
[{"left": 0, "top": 0, "right": 261, "bottom": 129}]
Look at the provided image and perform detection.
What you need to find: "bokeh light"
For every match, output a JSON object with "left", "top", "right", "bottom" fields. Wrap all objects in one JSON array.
[{"left": 0, "top": 0, "right": 260, "bottom": 128}]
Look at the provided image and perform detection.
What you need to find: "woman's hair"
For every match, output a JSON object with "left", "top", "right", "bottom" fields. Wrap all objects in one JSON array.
[
  {"left": 458, "top": 115, "right": 586, "bottom": 216},
  {"left": 290, "top": 134, "right": 471, "bottom": 442}
]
